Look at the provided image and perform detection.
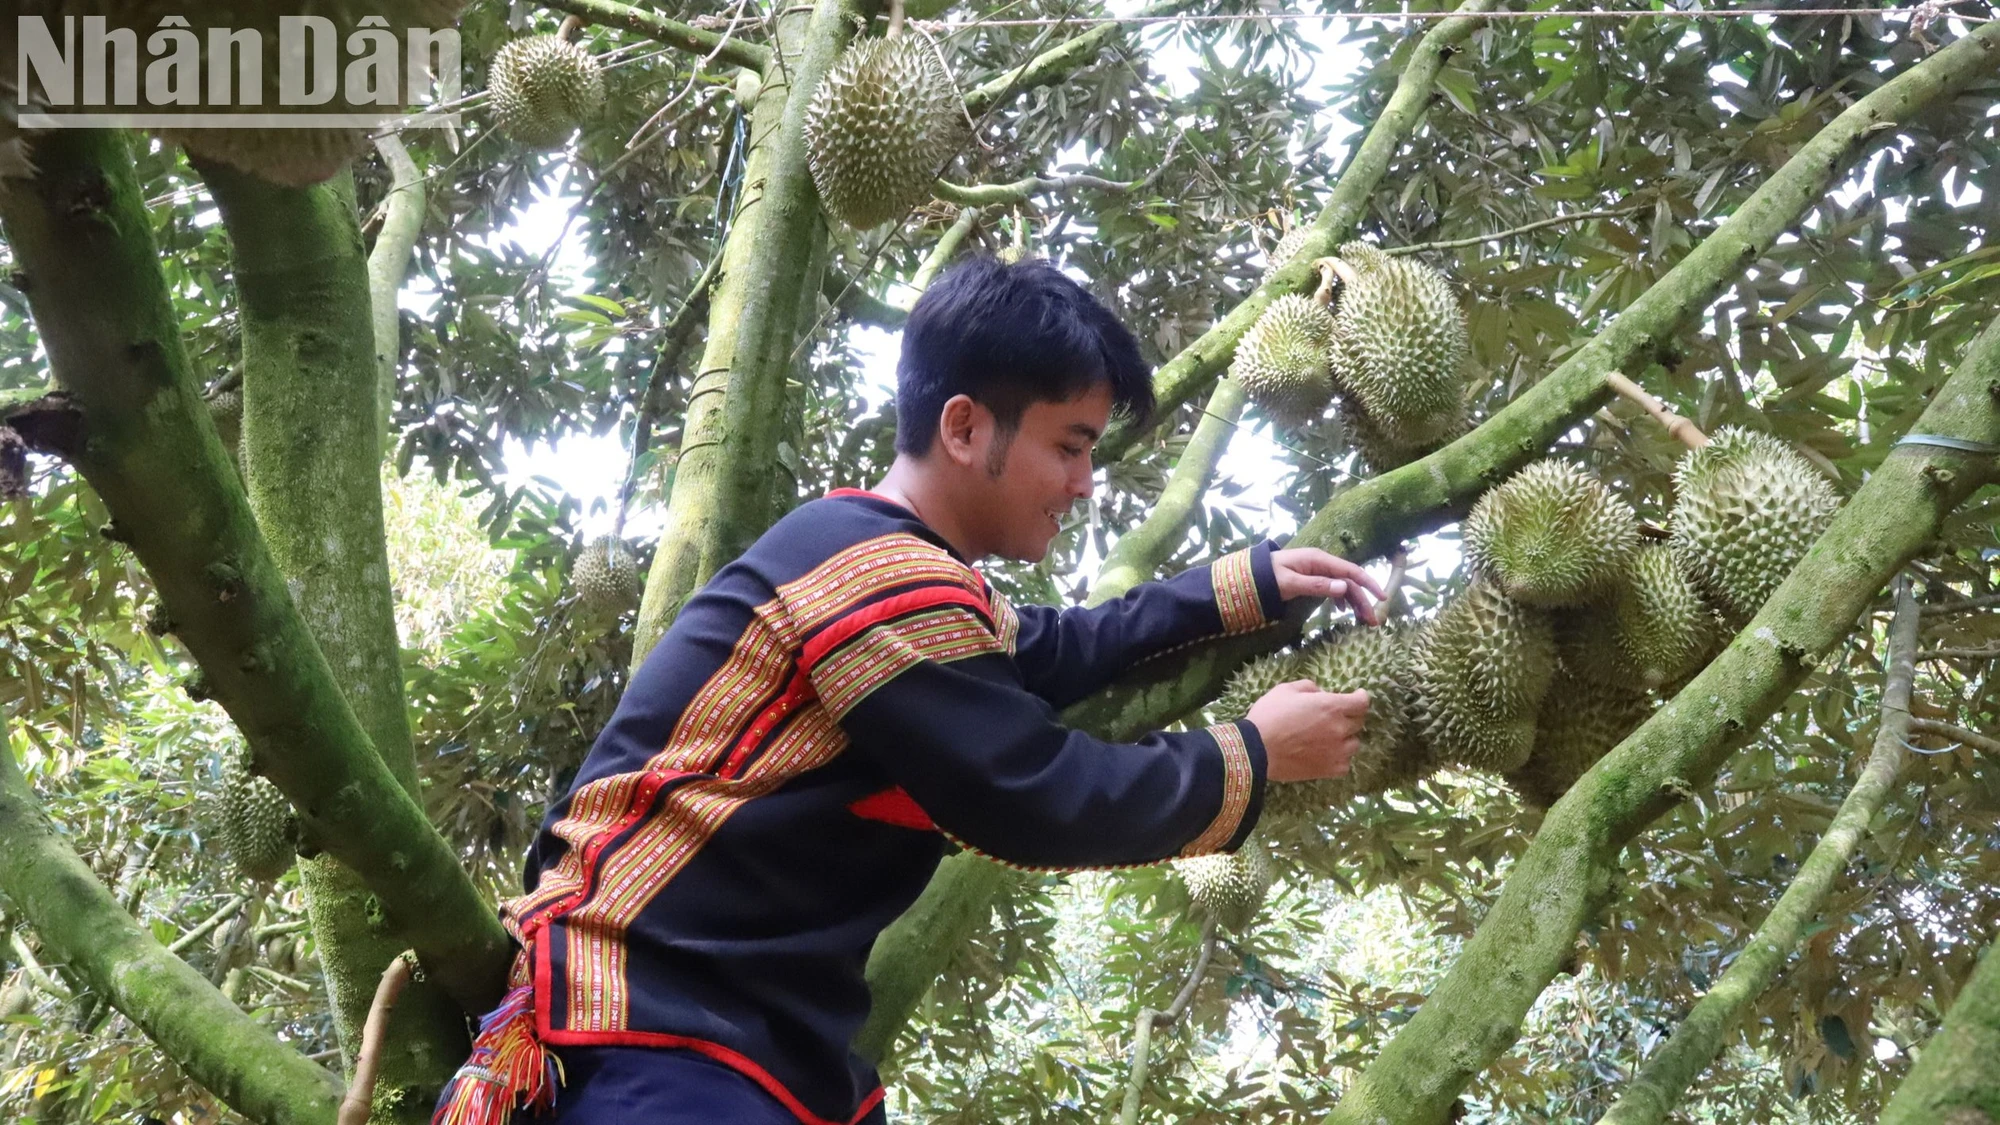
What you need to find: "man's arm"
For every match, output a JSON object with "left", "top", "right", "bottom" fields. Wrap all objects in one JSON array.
[{"left": 1004, "top": 544, "right": 1280, "bottom": 708}]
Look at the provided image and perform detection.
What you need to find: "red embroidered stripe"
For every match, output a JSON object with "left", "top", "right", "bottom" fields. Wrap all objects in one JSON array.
[
  {"left": 1182, "top": 723, "right": 1255, "bottom": 856},
  {"left": 798, "top": 584, "right": 991, "bottom": 672}
]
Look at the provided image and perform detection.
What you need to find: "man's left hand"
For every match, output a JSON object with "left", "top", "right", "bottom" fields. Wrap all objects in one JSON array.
[{"left": 1271, "top": 548, "right": 1385, "bottom": 625}]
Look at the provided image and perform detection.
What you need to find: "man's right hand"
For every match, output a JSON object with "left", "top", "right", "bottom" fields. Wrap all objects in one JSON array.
[{"left": 1244, "top": 680, "right": 1368, "bottom": 783}]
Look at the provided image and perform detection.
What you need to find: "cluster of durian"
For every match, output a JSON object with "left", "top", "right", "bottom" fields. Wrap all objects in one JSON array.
[
  {"left": 1233, "top": 240, "right": 1470, "bottom": 470},
  {"left": 571, "top": 535, "right": 641, "bottom": 617},
  {"left": 488, "top": 32, "right": 607, "bottom": 150},
  {"left": 804, "top": 31, "right": 964, "bottom": 230},
  {"left": 218, "top": 745, "right": 297, "bottom": 884},
  {"left": 1174, "top": 835, "right": 1273, "bottom": 933}
]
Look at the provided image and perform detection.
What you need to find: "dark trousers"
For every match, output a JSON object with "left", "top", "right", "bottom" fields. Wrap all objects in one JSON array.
[{"left": 520, "top": 1045, "right": 889, "bottom": 1125}]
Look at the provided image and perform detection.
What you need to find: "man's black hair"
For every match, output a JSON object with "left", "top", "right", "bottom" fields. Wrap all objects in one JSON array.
[{"left": 895, "top": 256, "right": 1153, "bottom": 456}]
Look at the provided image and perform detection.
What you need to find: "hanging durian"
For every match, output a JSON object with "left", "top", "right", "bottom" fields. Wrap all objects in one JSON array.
[
  {"left": 1558, "top": 544, "right": 1717, "bottom": 691},
  {"left": 1409, "top": 581, "right": 1555, "bottom": 774},
  {"left": 1326, "top": 242, "right": 1469, "bottom": 451},
  {"left": 1258, "top": 222, "right": 1314, "bottom": 287},
  {"left": 1463, "top": 460, "right": 1641, "bottom": 608},
  {"left": 804, "top": 15, "right": 964, "bottom": 230},
  {"left": 489, "top": 31, "right": 607, "bottom": 150},
  {"left": 1234, "top": 259, "right": 1342, "bottom": 428},
  {"left": 1669, "top": 426, "right": 1840, "bottom": 627},
  {"left": 1263, "top": 623, "right": 1432, "bottom": 825},
  {"left": 1208, "top": 648, "right": 1306, "bottom": 725},
  {"left": 1176, "top": 836, "right": 1273, "bottom": 933},
  {"left": 219, "top": 746, "right": 296, "bottom": 883},
  {"left": 573, "top": 536, "right": 641, "bottom": 616},
  {"left": 1505, "top": 679, "right": 1652, "bottom": 809}
]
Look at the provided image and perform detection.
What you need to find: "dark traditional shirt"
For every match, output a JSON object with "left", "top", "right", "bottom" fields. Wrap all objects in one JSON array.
[{"left": 497, "top": 490, "right": 1278, "bottom": 1125}]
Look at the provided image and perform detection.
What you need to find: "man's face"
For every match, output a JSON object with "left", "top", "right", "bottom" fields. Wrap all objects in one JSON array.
[{"left": 973, "top": 381, "right": 1112, "bottom": 562}]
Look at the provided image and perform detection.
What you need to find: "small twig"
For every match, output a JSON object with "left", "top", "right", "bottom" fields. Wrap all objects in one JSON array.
[
  {"left": 338, "top": 954, "right": 418, "bottom": 1125},
  {"left": 1604, "top": 372, "right": 1709, "bottom": 449},
  {"left": 1920, "top": 592, "right": 2000, "bottom": 616},
  {"left": 1385, "top": 206, "right": 1647, "bottom": 256},
  {"left": 1909, "top": 718, "right": 2000, "bottom": 756},
  {"left": 1917, "top": 646, "right": 2000, "bottom": 661},
  {"left": 1117, "top": 918, "right": 1218, "bottom": 1125},
  {"left": 166, "top": 895, "right": 248, "bottom": 956}
]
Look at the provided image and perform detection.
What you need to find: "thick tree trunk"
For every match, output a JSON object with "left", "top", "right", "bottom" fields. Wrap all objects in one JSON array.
[
  {"left": 1597, "top": 577, "right": 1922, "bottom": 1125},
  {"left": 0, "top": 721, "right": 344, "bottom": 1125},
  {"left": 200, "top": 162, "right": 468, "bottom": 1124},
  {"left": 0, "top": 130, "right": 510, "bottom": 1017},
  {"left": 1324, "top": 310, "right": 2000, "bottom": 1122},
  {"left": 1879, "top": 923, "right": 2000, "bottom": 1123},
  {"left": 631, "top": 0, "right": 858, "bottom": 658}
]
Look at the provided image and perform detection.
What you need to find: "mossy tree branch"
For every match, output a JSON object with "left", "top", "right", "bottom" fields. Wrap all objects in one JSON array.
[
  {"left": 538, "top": 0, "right": 771, "bottom": 71},
  {"left": 1324, "top": 312, "right": 2000, "bottom": 1123},
  {"left": 1094, "top": 0, "right": 1496, "bottom": 465},
  {"left": 198, "top": 160, "right": 468, "bottom": 1123},
  {"left": 1090, "top": 378, "right": 1247, "bottom": 604},
  {"left": 1880, "top": 915, "right": 2000, "bottom": 1122},
  {"left": 0, "top": 130, "right": 512, "bottom": 1016},
  {"left": 911, "top": 206, "right": 982, "bottom": 292},
  {"left": 633, "top": 0, "right": 865, "bottom": 658},
  {"left": 959, "top": 0, "right": 1193, "bottom": 118},
  {"left": 0, "top": 722, "right": 344, "bottom": 1125},
  {"left": 854, "top": 18, "right": 2000, "bottom": 1065},
  {"left": 1598, "top": 576, "right": 1922, "bottom": 1125},
  {"left": 367, "top": 135, "right": 425, "bottom": 446}
]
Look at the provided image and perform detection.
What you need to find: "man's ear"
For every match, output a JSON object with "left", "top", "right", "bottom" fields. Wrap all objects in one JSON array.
[{"left": 936, "top": 394, "right": 986, "bottom": 468}]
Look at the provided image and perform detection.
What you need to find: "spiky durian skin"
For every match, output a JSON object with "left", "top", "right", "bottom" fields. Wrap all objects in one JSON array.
[
  {"left": 1410, "top": 581, "right": 1556, "bottom": 774},
  {"left": 1506, "top": 679, "right": 1652, "bottom": 809},
  {"left": 1559, "top": 544, "right": 1717, "bottom": 691},
  {"left": 1176, "top": 837, "right": 1273, "bottom": 932},
  {"left": 573, "top": 536, "right": 641, "bottom": 616},
  {"left": 1258, "top": 225, "right": 1314, "bottom": 286},
  {"left": 1298, "top": 623, "right": 1431, "bottom": 793},
  {"left": 62, "top": 1, "right": 470, "bottom": 185},
  {"left": 1234, "top": 295, "right": 1336, "bottom": 428},
  {"left": 219, "top": 748, "right": 295, "bottom": 883},
  {"left": 1669, "top": 426, "right": 1841, "bottom": 627},
  {"left": 1209, "top": 649, "right": 1305, "bottom": 724},
  {"left": 489, "top": 34, "right": 607, "bottom": 150},
  {"left": 1463, "top": 460, "right": 1641, "bottom": 608},
  {"left": 805, "top": 36, "right": 963, "bottom": 230},
  {"left": 1327, "top": 241, "right": 1468, "bottom": 449}
]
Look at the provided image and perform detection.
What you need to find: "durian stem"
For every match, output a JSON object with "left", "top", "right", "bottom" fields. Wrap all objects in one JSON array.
[
  {"left": 1879, "top": 898, "right": 2000, "bottom": 1121},
  {"left": 1090, "top": 378, "right": 1248, "bottom": 605},
  {"left": 1311, "top": 258, "right": 1344, "bottom": 307},
  {"left": 0, "top": 130, "right": 512, "bottom": 1019},
  {"left": 558, "top": 14, "right": 587, "bottom": 43},
  {"left": 1095, "top": 0, "right": 1498, "bottom": 464},
  {"left": 538, "top": 0, "right": 772, "bottom": 71},
  {"left": 1117, "top": 918, "right": 1217, "bottom": 1125},
  {"left": 1597, "top": 576, "right": 1921, "bottom": 1125},
  {"left": 886, "top": 0, "right": 906, "bottom": 39},
  {"left": 0, "top": 718, "right": 345, "bottom": 1125},
  {"left": 1604, "top": 372, "right": 1708, "bottom": 449},
  {"left": 339, "top": 955, "right": 417, "bottom": 1125}
]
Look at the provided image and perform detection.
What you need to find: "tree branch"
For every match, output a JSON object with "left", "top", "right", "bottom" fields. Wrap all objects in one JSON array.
[
  {"left": 539, "top": 0, "right": 771, "bottom": 71},
  {"left": 1095, "top": 0, "right": 1498, "bottom": 464},
  {"left": 1118, "top": 918, "right": 1218, "bottom": 1125},
  {"left": 1879, "top": 899, "right": 2000, "bottom": 1121},
  {"left": 166, "top": 895, "right": 248, "bottom": 957},
  {"left": 1917, "top": 646, "right": 2000, "bottom": 661},
  {"left": 1385, "top": 205, "right": 1646, "bottom": 256},
  {"left": 934, "top": 170, "right": 1137, "bottom": 207},
  {"left": 338, "top": 954, "right": 416, "bottom": 1125},
  {"left": 911, "top": 205, "right": 982, "bottom": 292},
  {"left": 959, "top": 0, "right": 1194, "bottom": 118},
  {"left": 0, "top": 719, "right": 344, "bottom": 1125},
  {"left": 1909, "top": 717, "right": 2000, "bottom": 757},
  {"left": 1606, "top": 371, "right": 1709, "bottom": 450},
  {"left": 1091, "top": 379, "right": 1247, "bottom": 604},
  {"left": 367, "top": 134, "right": 425, "bottom": 447},
  {"left": 1919, "top": 592, "right": 2000, "bottom": 616},
  {"left": 0, "top": 130, "right": 512, "bottom": 1016},
  {"left": 853, "top": 851, "right": 1020, "bottom": 1062},
  {"left": 1598, "top": 575, "right": 1922, "bottom": 1125}
]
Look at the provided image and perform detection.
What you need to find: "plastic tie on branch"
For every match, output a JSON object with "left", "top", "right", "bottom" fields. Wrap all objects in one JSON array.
[
  {"left": 432, "top": 972, "right": 562, "bottom": 1125},
  {"left": 1894, "top": 433, "right": 2000, "bottom": 455}
]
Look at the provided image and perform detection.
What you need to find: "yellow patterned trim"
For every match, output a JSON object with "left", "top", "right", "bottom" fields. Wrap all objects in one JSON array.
[
  {"left": 775, "top": 533, "right": 985, "bottom": 645},
  {"left": 987, "top": 588, "right": 1020, "bottom": 656},
  {"left": 1211, "top": 549, "right": 1266, "bottom": 636},
  {"left": 1181, "top": 723, "right": 1255, "bottom": 856},
  {"left": 814, "top": 607, "right": 1004, "bottom": 718}
]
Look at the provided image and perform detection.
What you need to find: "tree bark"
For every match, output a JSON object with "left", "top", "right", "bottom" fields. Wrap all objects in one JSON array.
[
  {"left": 1091, "top": 378, "right": 1246, "bottom": 604},
  {"left": 199, "top": 161, "right": 469, "bottom": 1124},
  {"left": 0, "top": 130, "right": 511, "bottom": 1016},
  {"left": 367, "top": 135, "right": 424, "bottom": 446},
  {"left": 1596, "top": 577, "right": 1922, "bottom": 1125},
  {"left": 632, "top": 0, "right": 859, "bottom": 659},
  {"left": 0, "top": 721, "right": 344, "bottom": 1125},
  {"left": 1879, "top": 924, "right": 2000, "bottom": 1123},
  {"left": 1323, "top": 309, "right": 2000, "bottom": 1122}
]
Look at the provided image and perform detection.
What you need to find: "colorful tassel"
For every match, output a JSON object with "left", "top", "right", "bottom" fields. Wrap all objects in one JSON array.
[{"left": 432, "top": 984, "right": 562, "bottom": 1125}]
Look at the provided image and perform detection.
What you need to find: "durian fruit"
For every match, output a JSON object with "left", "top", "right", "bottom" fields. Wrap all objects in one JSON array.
[
  {"left": 1261, "top": 624, "right": 1434, "bottom": 826},
  {"left": 1326, "top": 242, "right": 1469, "bottom": 450},
  {"left": 1409, "top": 581, "right": 1556, "bottom": 774},
  {"left": 572, "top": 536, "right": 641, "bottom": 616},
  {"left": 804, "top": 35, "right": 964, "bottom": 230},
  {"left": 1669, "top": 427, "right": 1841, "bottom": 627},
  {"left": 1234, "top": 294, "right": 1336, "bottom": 428},
  {"left": 488, "top": 33, "right": 607, "bottom": 150},
  {"left": 1209, "top": 649, "right": 1306, "bottom": 724},
  {"left": 219, "top": 747, "right": 296, "bottom": 883},
  {"left": 1258, "top": 223, "right": 1314, "bottom": 287},
  {"left": 1463, "top": 460, "right": 1641, "bottom": 608},
  {"left": 1558, "top": 544, "right": 1717, "bottom": 691},
  {"left": 207, "top": 388, "right": 244, "bottom": 454},
  {"left": 1176, "top": 836, "right": 1273, "bottom": 933},
  {"left": 1505, "top": 678, "right": 1652, "bottom": 809}
]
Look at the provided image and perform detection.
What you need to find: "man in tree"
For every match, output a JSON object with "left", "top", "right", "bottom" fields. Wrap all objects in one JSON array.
[{"left": 435, "top": 257, "right": 1379, "bottom": 1125}]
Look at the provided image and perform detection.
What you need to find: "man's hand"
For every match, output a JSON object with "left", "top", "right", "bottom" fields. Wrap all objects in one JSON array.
[
  {"left": 1244, "top": 680, "right": 1369, "bottom": 783},
  {"left": 1272, "top": 547, "right": 1385, "bottom": 625}
]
